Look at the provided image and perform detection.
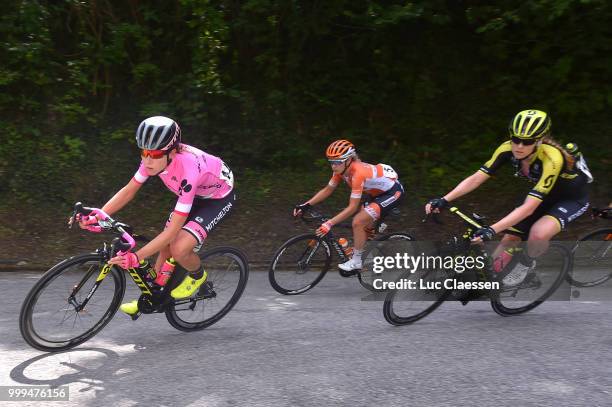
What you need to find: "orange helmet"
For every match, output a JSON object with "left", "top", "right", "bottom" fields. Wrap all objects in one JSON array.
[{"left": 326, "top": 140, "right": 356, "bottom": 160}]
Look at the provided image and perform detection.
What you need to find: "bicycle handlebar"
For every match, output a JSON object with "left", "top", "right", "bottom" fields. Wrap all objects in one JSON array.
[
  {"left": 69, "top": 202, "right": 136, "bottom": 253},
  {"left": 423, "top": 206, "right": 485, "bottom": 230},
  {"left": 298, "top": 207, "right": 355, "bottom": 229},
  {"left": 300, "top": 208, "right": 328, "bottom": 223}
]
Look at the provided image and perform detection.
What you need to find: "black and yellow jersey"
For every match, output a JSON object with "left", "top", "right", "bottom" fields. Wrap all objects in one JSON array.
[{"left": 479, "top": 141, "right": 589, "bottom": 201}]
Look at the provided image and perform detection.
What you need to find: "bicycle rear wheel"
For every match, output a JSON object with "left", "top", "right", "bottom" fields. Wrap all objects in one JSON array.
[
  {"left": 491, "top": 243, "right": 571, "bottom": 316},
  {"left": 268, "top": 233, "right": 332, "bottom": 295},
  {"left": 383, "top": 268, "right": 452, "bottom": 326},
  {"left": 567, "top": 228, "right": 612, "bottom": 287},
  {"left": 359, "top": 232, "right": 414, "bottom": 292},
  {"left": 165, "top": 246, "right": 249, "bottom": 331},
  {"left": 19, "top": 254, "right": 125, "bottom": 352}
]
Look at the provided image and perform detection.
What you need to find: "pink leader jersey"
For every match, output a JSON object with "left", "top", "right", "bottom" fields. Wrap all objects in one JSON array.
[{"left": 132, "top": 144, "right": 234, "bottom": 216}]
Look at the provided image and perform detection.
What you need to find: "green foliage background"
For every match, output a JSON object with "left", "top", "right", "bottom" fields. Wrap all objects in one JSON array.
[{"left": 1, "top": 0, "right": 610, "bottom": 209}]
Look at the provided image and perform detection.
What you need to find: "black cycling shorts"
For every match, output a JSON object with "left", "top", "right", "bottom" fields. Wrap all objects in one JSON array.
[
  {"left": 167, "top": 192, "right": 236, "bottom": 251},
  {"left": 363, "top": 182, "right": 405, "bottom": 221},
  {"left": 506, "top": 198, "right": 590, "bottom": 239}
]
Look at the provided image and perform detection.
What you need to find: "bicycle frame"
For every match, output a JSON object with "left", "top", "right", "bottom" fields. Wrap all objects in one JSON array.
[
  {"left": 444, "top": 207, "right": 549, "bottom": 297},
  {"left": 69, "top": 245, "right": 155, "bottom": 312},
  {"left": 67, "top": 202, "right": 179, "bottom": 313},
  {"left": 326, "top": 232, "right": 351, "bottom": 263},
  {"left": 299, "top": 208, "right": 384, "bottom": 263},
  {"left": 426, "top": 208, "right": 504, "bottom": 294}
]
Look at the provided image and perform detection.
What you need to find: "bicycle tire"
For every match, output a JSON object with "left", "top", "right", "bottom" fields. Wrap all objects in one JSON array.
[
  {"left": 268, "top": 233, "right": 332, "bottom": 295},
  {"left": 567, "top": 228, "right": 612, "bottom": 287},
  {"left": 19, "top": 253, "right": 125, "bottom": 352},
  {"left": 383, "top": 269, "right": 452, "bottom": 326},
  {"left": 165, "top": 246, "right": 249, "bottom": 331},
  {"left": 358, "top": 232, "right": 414, "bottom": 292},
  {"left": 491, "top": 243, "right": 571, "bottom": 316}
]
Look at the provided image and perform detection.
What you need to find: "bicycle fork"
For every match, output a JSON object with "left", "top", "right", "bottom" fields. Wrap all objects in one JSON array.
[{"left": 69, "top": 263, "right": 115, "bottom": 312}]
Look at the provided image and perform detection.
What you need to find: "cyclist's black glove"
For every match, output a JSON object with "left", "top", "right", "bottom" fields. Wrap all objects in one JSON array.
[
  {"left": 428, "top": 197, "right": 449, "bottom": 210},
  {"left": 293, "top": 202, "right": 311, "bottom": 217},
  {"left": 473, "top": 226, "right": 496, "bottom": 241}
]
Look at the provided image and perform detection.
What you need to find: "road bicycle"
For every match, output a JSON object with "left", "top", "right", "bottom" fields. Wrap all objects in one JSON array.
[
  {"left": 567, "top": 207, "right": 612, "bottom": 287},
  {"left": 20, "top": 202, "right": 249, "bottom": 352},
  {"left": 268, "top": 208, "right": 414, "bottom": 294},
  {"left": 383, "top": 206, "right": 572, "bottom": 325}
]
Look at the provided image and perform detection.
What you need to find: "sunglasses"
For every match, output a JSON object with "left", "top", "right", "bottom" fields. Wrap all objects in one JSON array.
[
  {"left": 328, "top": 158, "right": 349, "bottom": 165},
  {"left": 141, "top": 149, "right": 166, "bottom": 159},
  {"left": 511, "top": 136, "right": 537, "bottom": 146}
]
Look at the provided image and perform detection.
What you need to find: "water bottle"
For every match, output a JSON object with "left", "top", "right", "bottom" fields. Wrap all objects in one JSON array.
[
  {"left": 338, "top": 237, "right": 353, "bottom": 257},
  {"left": 565, "top": 142, "right": 580, "bottom": 157},
  {"left": 154, "top": 257, "right": 176, "bottom": 287},
  {"left": 566, "top": 142, "right": 594, "bottom": 183}
]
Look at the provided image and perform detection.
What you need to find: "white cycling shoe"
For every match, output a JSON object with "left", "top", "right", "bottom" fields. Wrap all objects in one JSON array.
[
  {"left": 338, "top": 257, "right": 362, "bottom": 272},
  {"left": 502, "top": 261, "right": 535, "bottom": 287}
]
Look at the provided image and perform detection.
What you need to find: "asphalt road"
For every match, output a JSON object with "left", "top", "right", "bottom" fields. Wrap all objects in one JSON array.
[{"left": 1, "top": 270, "right": 611, "bottom": 407}]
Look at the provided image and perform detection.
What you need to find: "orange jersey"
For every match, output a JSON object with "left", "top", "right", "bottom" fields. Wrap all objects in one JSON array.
[{"left": 329, "top": 161, "right": 398, "bottom": 198}]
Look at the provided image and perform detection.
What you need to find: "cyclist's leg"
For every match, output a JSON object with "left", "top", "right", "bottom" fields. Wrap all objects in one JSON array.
[
  {"left": 336, "top": 208, "right": 374, "bottom": 271},
  {"left": 492, "top": 204, "right": 544, "bottom": 285},
  {"left": 361, "top": 182, "right": 405, "bottom": 243},
  {"left": 340, "top": 183, "right": 404, "bottom": 271},
  {"left": 499, "top": 199, "right": 550, "bottom": 257},
  {"left": 500, "top": 199, "right": 588, "bottom": 287},
  {"left": 527, "top": 199, "right": 590, "bottom": 257},
  {"left": 491, "top": 233, "right": 522, "bottom": 273},
  {"left": 171, "top": 192, "right": 236, "bottom": 298},
  {"left": 352, "top": 208, "right": 375, "bottom": 251},
  {"left": 170, "top": 231, "right": 201, "bottom": 271},
  {"left": 525, "top": 216, "right": 558, "bottom": 258},
  {"left": 155, "top": 245, "right": 172, "bottom": 271},
  {"left": 493, "top": 234, "right": 522, "bottom": 259}
]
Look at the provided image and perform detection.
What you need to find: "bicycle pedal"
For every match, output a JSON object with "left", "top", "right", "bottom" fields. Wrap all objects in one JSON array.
[{"left": 339, "top": 268, "right": 360, "bottom": 277}]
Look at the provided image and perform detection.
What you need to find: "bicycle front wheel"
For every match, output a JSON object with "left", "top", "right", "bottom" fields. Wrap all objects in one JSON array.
[
  {"left": 19, "top": 254, "right": 125, "bottom": 352},
  {"left": 359, "top": 232, "right": 415, "bottom": 292},
  {"left": 383, "top": 268, "right": 452, "bottom": 326},
  {"left": 491, "top": 243, "right": 571, "bottom": 316},
  {"left": 165, "top": 246, "right": 249, "bottom": 331},
  {"left": 268, "top": 233, "right": 332, "bottom": 295},
  {"left": 567, "top": 228, "right": 612, "bottom": 287}
]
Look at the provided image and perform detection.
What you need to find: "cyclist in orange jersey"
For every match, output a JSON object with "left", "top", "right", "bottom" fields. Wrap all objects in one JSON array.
[{"left": 294, "top": 140, "right": 405, "bottom": 272}]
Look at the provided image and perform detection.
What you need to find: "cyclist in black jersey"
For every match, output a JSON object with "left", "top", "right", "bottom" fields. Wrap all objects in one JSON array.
[{"left": 426, "top": 110, "right": 593, "bottom": 286}]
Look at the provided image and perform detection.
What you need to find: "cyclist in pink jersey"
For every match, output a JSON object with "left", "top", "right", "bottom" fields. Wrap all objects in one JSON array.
[
  {"left": 294, "top": 140, "right": 404, "bottom": 272},
  {"left": 79, "top": 116, "right": 235, "bottom": 316}
]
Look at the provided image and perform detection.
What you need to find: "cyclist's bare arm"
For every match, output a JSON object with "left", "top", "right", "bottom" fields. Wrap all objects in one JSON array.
[
  {"left": 71, "top": 179, "right": 142, "bottom": 228},
  {"left": 426, "top": 171, "right": 489, "bottom": 214},
  {"left": 444, "top": 170, "right": 489, "bottom": 202},
  {"left": 306, "top": 184, "right": 336, "bottom": 206},
  {"left": 101, "top": 178, "right": 143, "bottom": 216},
  {"left": 488, "top": 195, "right": 541, "bottom": 234},
  {"left": 109, "top": 211, "right": 186, "bottom": 265},
  {"left": 327, "top": 197, "right": 361, "bottom": 226}
]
